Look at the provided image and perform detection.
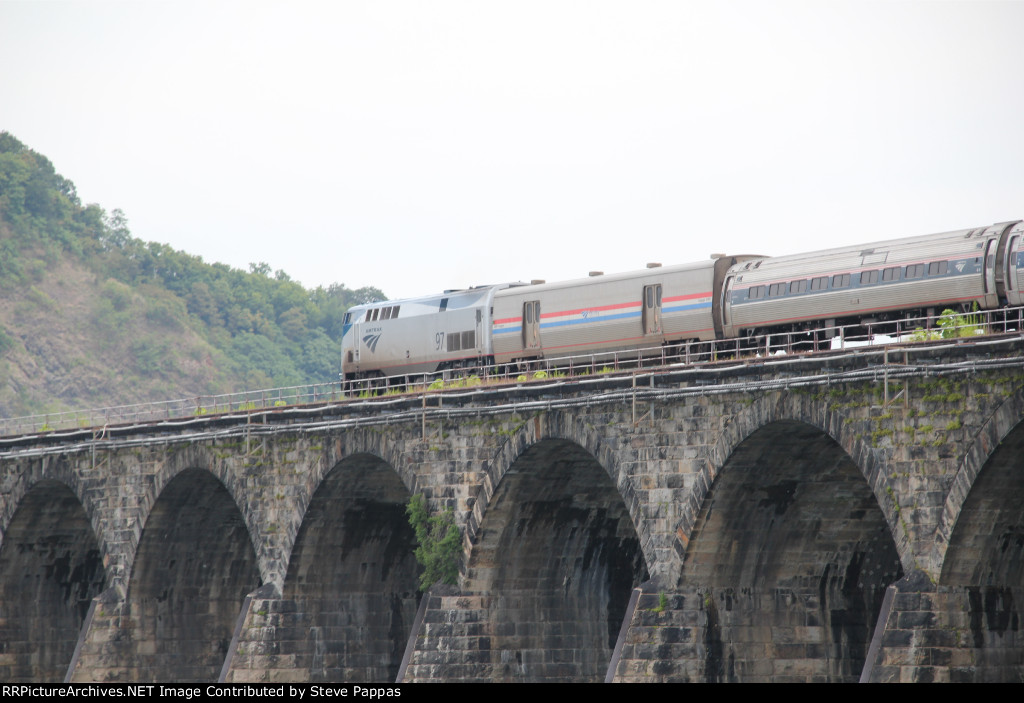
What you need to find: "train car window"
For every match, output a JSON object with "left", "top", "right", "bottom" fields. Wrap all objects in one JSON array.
[
  {"left": 749, "top": 286, "right": 766, "bottom": 300},
  {"left": 789, "top": 280, "right": 808, "bottom": 294},
  {"left": 882, "top": 267, "right": 899, "bottom": 282},
  {"left": 832, "top": 273, "right": 851, "bottom": 288},
  {"left": 905, "top": 264, "right": 924, "bottom": 279},
  {"left": 860, "top": 270, "right": 879, "bottom": 285},
  {"left": 928, "top": 261, "right": 948, "bottom": 276},
  {"left": 768, "top": 283, "right": 785, "bottom": 297},
  {"left": 810, "top": 277, "right": 828, "bottom": 291}
]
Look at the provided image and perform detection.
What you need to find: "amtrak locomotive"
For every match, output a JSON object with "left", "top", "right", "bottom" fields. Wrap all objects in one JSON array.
[{"left": 341, "top": 220, "right": 1024, "bottom": 383}]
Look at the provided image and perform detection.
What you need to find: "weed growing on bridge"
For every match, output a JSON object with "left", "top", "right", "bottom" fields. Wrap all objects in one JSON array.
[{"left": 406, "top": 494, "right": 460, "bottom": 590}]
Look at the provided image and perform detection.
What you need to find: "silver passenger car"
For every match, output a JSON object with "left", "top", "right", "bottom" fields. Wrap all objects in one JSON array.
[
  {"left": 721, "top": 221, "right": 1024, "bottom": 338},
  {"left": 491, "top": 256, "right": 749, "bottom": 367},
  {"left": 341, "top": 285, "right": 513, "bottom": 380}
]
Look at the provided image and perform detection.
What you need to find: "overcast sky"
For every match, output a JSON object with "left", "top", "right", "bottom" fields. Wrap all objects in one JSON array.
[{"left": 2, "top": 0, "right": 1022, "bottom": 301}]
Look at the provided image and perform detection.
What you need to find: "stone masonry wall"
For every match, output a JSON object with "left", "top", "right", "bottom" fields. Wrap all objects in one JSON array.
[{"left": 1, "top": 343, "right": 1023, "bottom": 681}]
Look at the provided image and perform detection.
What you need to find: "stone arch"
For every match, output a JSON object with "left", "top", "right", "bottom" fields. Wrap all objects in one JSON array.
[
  {"left": 935, "top": 387, "right": 1024, "bottom": 582},
  {"left": 0, "top": 453, "right": 107, "bottom": 552},
  {"left": 0, "top": 477, "right": 106, "bottom": 682},
  {"left": 677, "top": 392, "right": 906, "bottom": 572},
  {"left": 322, "top": 426, "right": 421, "bottom": 501},
  {"left": 137, "top": 443, "right": 274, "bottom": 584},
  {"left": 465, "top": 409, "right": 654, "bottom": 577},
  {"left": 275, "top": 451, "right": 419, "bottom": 682},
  {"left": 124, "top": 467, "right": 262, "bottom": 682},
  {"left": 679, "top": 414, "right": 903, "bottom": 682},
  {"left": 925, "top": 389, "right": 1024, "bottom": 682},
  {"left": 462, "top": 427, "right": 650, "bottom": 682}
]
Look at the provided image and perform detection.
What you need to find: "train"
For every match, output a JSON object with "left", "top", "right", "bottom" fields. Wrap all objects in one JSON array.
[{"left": 340, "top": 220, "right": 1024, "bottom": 383}]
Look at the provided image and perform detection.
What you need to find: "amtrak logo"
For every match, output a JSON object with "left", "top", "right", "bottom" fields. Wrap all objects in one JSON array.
[
  {"left": 955, "top": 261, "right": 965, "bottom": 273},
  {"left": 362, "top": 333, "right": 382, "bottom": 353}
]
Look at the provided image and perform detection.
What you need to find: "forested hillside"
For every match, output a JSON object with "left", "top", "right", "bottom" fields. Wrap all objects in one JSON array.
[{"left": 0, "top": 132, "right": 383, "bottom": 417}]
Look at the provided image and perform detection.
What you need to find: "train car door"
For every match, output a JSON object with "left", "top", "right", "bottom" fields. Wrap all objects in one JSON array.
[
  {"left": 983, "top": 237, "right": 999, "bottom": 307},
  {"left": 720, "top": 275, "right": 735, "bottom": 337},
  {"left": 1004, "top": 231, "right": 1023, "bottom": 306},
  {"left": 642, "top": 284, "right": 662, "bottom": 334},
  {"left": 349, "top": 321, "right": 360, "bottom": 369},
  {"left": 475, "top": 308, "right": 483, "bottom": 355},
  {"left": 523, "top": 300, "right": 541, "bottom": 350}
]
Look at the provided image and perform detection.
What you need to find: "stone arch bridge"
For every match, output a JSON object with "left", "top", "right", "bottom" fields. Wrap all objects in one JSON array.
[{"left": 2, "top": 338, "right": 1024, "bottom": 683}]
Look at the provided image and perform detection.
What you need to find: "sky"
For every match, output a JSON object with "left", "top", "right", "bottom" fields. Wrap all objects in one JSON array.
[{"left": 2, "top": 0, "right": 1022, "bottom": 301}]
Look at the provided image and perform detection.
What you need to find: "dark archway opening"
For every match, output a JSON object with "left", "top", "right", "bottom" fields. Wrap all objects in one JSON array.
[
  {"left": 282, "top": 454, "right": 419, "bottom": 682},
  {"left": 126, "top": 469, "right": 261, "bottom": 682},
  {"left": 941, "top": 421, "right": 1024, "bottom": 681},
  {"left": 0, "top": 480, "right": 105, "bottom": 682},
  {"left": 466, "top": 439, "right": 649, "bottom": 682},
  {"left": 682, "top": 421, "right": 903, "bottom": 682}
]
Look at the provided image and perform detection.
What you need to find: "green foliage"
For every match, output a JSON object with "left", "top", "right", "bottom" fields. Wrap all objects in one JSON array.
[
  {"left": 652, "top": 592, "right": 668, "bottom": 613},
  {"left": 406, "top": 494, "right": 461, "bottom": 590},
  {"left": 0, "top": 327, "right": 14, "bottom": 355},
  {"left": 0, "top": 131, "right": 391, "bottom": 415},
  {"left": 229, "top": 333, "right": 302, "bottom": 388},
  {"left": 937, "top": 306, "right": 985, "bottom": 339},
  {"left": 912, "top": 306, "right": 986, "bottom": 342}
]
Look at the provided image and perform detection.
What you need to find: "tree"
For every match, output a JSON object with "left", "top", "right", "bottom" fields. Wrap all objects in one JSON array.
[{"left": 405, "top": 494, "right": 461, "bottom": 590}]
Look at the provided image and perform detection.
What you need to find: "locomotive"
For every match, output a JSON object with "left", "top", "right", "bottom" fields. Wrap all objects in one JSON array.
[{"left": 341, "top": 220, "right": 1024, "bottom": 383}]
